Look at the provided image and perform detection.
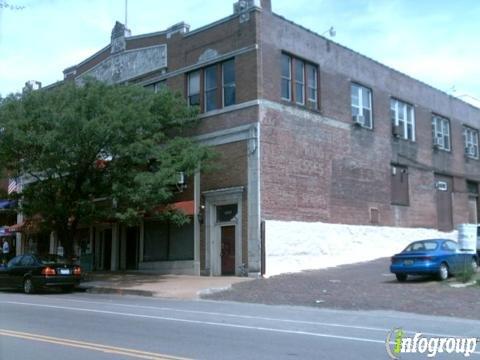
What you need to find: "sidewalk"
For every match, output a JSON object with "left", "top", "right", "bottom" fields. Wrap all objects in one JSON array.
[{"left": 78, "top": 271, "right": 252, "bottom": 299}]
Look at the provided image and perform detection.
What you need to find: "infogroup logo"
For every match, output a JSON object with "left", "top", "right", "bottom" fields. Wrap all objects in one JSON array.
[{"left": 385, "top": 328, "right": 478, "bottom": 359}]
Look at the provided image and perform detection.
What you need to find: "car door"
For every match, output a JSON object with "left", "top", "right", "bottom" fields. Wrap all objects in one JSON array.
[
  {"left": 3, "top": 256, "right": 24, "bottom": 288},
  {"left": 440, "top": 241, "right": 458, "bottom": 273}
]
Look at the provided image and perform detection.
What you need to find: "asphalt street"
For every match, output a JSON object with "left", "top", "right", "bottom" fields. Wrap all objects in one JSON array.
[{"left": 0, "top": 292, "right": 480, "bottom": 359}]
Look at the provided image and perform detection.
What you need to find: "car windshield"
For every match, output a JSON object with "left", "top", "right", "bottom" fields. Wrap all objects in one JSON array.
[
  {"left": 37, "top": 254, "right": 71, "bottom": 265},
  {"left": 403, "top": 240, "right": 438, "bottom": 252}
]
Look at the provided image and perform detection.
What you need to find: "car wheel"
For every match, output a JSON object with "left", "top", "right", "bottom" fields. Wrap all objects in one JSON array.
[
  {"left": 23, "top": 278, "right": 35, "bottom": 294},
  {"left": 395, "top": 274, "right": 407, "bottom": 282},
  {"left": 438, "top": 263, "right": 449, "bottom": 281}
]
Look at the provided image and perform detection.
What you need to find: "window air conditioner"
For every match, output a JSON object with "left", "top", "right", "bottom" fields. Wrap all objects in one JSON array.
[
  {"left": 433, "top": 136, "right": 442, "bottom": 148},
  {"left": 392, "top": 124, "right": 402, "bottom": 138},
  {"left": 465, "top": 146, "right": 475, "bottom": 157},
  {"left": 352, "top": 115, "right": 365, "bottom": 126}
]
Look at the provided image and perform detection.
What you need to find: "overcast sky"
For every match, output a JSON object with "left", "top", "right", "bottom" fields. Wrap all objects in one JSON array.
[{"left": 1, "top": 0, "right": 479, "bottom": 106}]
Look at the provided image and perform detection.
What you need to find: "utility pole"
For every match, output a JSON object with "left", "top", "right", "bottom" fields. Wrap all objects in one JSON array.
[{"left": 125, "top": 0, "right": 128, "bottom": 27}]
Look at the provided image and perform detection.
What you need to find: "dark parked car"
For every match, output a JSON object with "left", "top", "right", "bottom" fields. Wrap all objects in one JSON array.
[
  {"left": 0, "top": 254, "right": 81, "bottom": 294},
  {"left": 390, "top": 239, "right": 478, "bottom": 282}
]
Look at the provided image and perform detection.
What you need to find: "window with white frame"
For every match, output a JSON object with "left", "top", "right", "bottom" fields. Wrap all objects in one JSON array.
[
  {"left": 294, "top": 59, "right": 305, "bottom": 105},
  {"left": 204, "top": 65, "right": 218, "bottom": 112},
  {"left": 281, "top": 53, "right": 319, "bottom": 109},
  {"left": 432, "top": 115, "right": 450, "bottom": 151},
  {"left": 351, "top": 83, "right": 373, "bottom": 129},
  {"left": 222, "top": 59, "right": 236, "bottom": 107},
  {"left": 306, "top": 64, "right": 318, "bottom": 109},
  {"left": 281, "top": 54, "right": 291, "bottom": 101},
  {"left": 390, "top": 98, "right": 415, "bottom": 141},
  {"left": 187, "top": 71, "right": 200, "bottom": 106},
  {"left": 463, "top": 126, "right": 479, "bottom": 159}
]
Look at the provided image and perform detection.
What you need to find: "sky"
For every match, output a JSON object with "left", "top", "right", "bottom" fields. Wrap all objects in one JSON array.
[{"left": 1, "top": 0, "right": 480, "bottom": 107}]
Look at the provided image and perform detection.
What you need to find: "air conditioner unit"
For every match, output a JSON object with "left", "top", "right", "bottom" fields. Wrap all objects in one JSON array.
[
  {"left": 352, "top": 115, "right": 365, "bottom": 126},
  {"left": 465, "top": 146, "right": 475, "bottom": 157},
  {"left": 392, "top": 124, "right": 402, "bottom": 138},
  {"left": 433, "top": 136, "right": 443, "bottom": 148}
]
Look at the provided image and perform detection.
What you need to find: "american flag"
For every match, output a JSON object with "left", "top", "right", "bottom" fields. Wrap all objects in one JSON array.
[{"left": 8, "top": 178, "right": 18, "bottom": 194}]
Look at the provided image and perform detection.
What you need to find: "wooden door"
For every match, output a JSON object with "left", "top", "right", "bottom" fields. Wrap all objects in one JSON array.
[
  {"left": 221, "top": 226, "right": 235, "bottom": 275},
  {"left": 435, "top": 175, "right": 453, "bottom": 231}
]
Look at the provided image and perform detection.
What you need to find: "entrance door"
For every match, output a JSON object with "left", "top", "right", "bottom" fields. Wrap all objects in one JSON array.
[
  {"left": 125, "top": 227, "right": 139, "bottom": 270},
  {"left": 435, "top": 175, "right": 453, "bottom": 231},
  {"left": 221, "top": 226, "right": 235, "bottom": 275},
  {"left": 100, "top": 229, "right": 112, "bottom": 270}
]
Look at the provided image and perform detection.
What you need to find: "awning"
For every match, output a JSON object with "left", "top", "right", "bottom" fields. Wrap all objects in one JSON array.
[
  {"left": 0, "top": 226, "right": 13, "bottom": 237},
  {"left": 153, "top": 200, "right": 195, "bottom": 216},
  {"left": 0, "top": 199, "right": 16, "bottom": 210}
]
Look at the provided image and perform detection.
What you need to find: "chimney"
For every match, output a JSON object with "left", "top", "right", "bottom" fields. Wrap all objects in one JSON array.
[
  {"left": 166, "top": 22, "right": 190, "bottom": 39},
  {"left": 261, "top": 0, "right": 272, "bottom": 11},
  {"left": 110, "top": 21, "right": 131, "bottom": 54}
]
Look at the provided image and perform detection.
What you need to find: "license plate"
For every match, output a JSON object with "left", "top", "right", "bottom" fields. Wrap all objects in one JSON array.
[
  {"left": 59, "top": 269, "right": 70, "bottom": 275},
  {"left": 404, "top": 260, "right": 414, "bottom": 265}
]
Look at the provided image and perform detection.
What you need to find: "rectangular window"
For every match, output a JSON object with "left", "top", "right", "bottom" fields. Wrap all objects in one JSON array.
[
  {"left": 222, "top": 60, "right": 236, "bottom": 107},
  {"left": 463, "top": 126, "right": 479, "bottom": 159},
  {"left": 351, "top": 83, "right": 373, "bottom": 129},
  {"left": 204, "top": 65, "right": 218, "bottom": 112},
  {"left": 281, "top": 54, "right": 292, "bottom": 101},
  {"left": 187, "top": 71, "right": 200, "bottom": 106},
  {"left": 391, "top": 165, "right": 409, "bottom": 206},
  {"left": 432, "top": 115, "right": 450, "bottom": 151},
  {"left": 306, "top": 64, "right": 318, "bottom": 109},
  {"left": 391, "top": 98, "right": 415, "bottom": 141},
  {"left": 294, "top": 59, "right": 305, "bottom": 105},
  {"left": 281, "top": 53, "right": 318, "bottom": 109},
  {"left": 143, "top": 220, "right": 194, "bottom": 261}
]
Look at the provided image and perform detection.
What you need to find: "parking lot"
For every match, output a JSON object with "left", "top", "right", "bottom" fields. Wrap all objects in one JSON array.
[{"left": 203, "top": 258, "right": 480, "bottom": 319}]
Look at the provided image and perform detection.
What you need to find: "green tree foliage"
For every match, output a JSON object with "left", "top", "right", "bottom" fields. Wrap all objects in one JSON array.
[{"left": 0, "top": 80, "right": 210, "bottom": 257}]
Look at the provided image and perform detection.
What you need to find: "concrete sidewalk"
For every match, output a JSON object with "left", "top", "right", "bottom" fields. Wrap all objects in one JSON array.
[{"left": 78, "top": 272, "right": 252, "bottom": 299}]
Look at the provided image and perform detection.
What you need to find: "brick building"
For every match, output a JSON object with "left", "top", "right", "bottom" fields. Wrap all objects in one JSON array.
[{"left": 12, "top": 0, "right": 480, "bottom": 275}]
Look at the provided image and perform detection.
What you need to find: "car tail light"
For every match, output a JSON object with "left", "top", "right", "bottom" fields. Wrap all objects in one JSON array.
[
  {"left": 73, "top": 266, "right": 81, "bottom": 276},
  {"left": 41, "top": 267, "right": 56, "bottom": 276}
]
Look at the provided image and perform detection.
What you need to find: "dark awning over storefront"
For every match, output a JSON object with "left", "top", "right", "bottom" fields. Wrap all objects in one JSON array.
[{"left": 0, "top": 199, "right": 16, "bottom": 210}]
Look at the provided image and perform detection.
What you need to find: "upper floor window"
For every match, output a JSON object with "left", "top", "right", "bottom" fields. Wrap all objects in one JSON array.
[
  {"left": 294, "top": 60, "right": 305, "bottom": 105},
  {"left": 306, "top": 65, "right": 318, "bottom": 109},
  {"left": 145, "top": 80, "right": 166, "bottom": 93},
  {"left": 187, "top": 59, "right": 236, "bottom": 113},
  {"left": 222, "top": 60, "right": 236, "bottom": 107},
  {"left": 188, "top": 71, "right": 200, "bottom": 106},
  {"left": 463, "top": 126, "right": 479, "bottom": 159},
  {"left": 281, "top": 54, "right": 291, "bottom": 101},
  {"left": 432, "top": 115, "right": 450, "bottom": 151},
  {"left": 281, "top": 53, "right": 318, "bottom": 110},
  {"left": 204, "top": 65, "right": 218, "bottom": 112},
  {"left": 390, "top": 98, "right": 415, "bottom": 141},
  {"left": 351, "top": 83, "right": 372, "bottom": 129}
]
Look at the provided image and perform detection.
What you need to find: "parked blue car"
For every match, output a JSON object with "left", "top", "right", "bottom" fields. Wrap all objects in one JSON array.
[{"left": 390, "top": 239, "right": 478, "bottom": 282}]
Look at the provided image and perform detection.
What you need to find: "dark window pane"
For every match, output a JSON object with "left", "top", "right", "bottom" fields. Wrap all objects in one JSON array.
[
  {"left": 282, "top": 79, "right": 291, "bottom": 100},
  {"left": 205, "top": 66, "right": 217, "bottom": 90},
  {"left": 189, "top": 94, "right": 200, "bottom": 106},
  {"left": 223, "top": 60, "right": 235, "bottom": 85},
  {"left": 295, "top": 60, "right": 304, "bottom": 82},
  {"left": 206, "top": 90, "right": 217, "bottom": 111},
  {"left": 224, "top": 86, "right": 235, "bottom": 107},
  {"left": 281, "top": 54, "right": 291, "bottom": 78},
  {"left": 296, "top": 83, "right": 304, "bottom": 104},
  {"left": 217, "top": 204, "right": 238, "bottom": 223}
]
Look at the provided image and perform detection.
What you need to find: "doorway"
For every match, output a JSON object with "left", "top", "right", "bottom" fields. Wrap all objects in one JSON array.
[
  {"left": 221, "top": 226, "right": 236, "bottom": 275},
  {"left": 435, "top": 175, "right": 453, "bottom": 231},
  {"left": 125, "top": 226, "right": 139, "bottom": 270}
]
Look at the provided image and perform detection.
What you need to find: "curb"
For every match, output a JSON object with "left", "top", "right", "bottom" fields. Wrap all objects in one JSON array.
[{"left": 79, "top": 285, "right": 155, "bottom": 297}]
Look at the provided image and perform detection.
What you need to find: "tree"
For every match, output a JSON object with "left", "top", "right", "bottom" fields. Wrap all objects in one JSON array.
[{"left": 0, "top": 80, "right": 210, "bottom": 257}]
